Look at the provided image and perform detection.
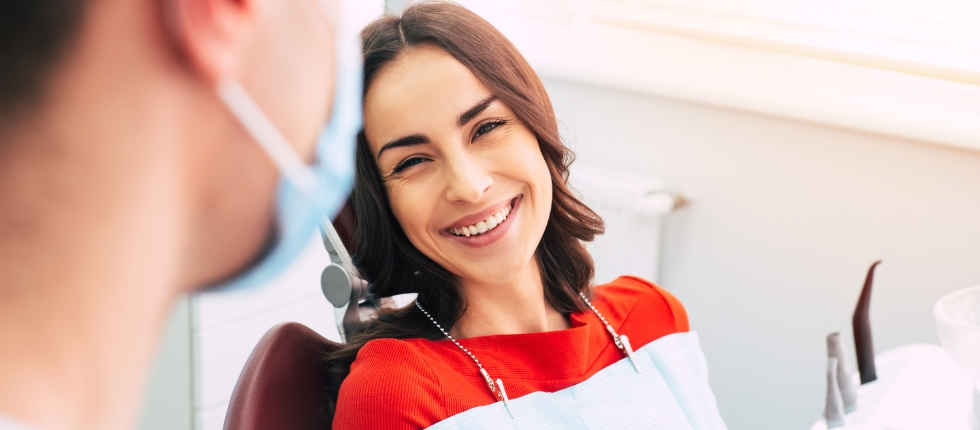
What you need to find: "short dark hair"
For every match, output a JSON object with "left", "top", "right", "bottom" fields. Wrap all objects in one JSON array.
[
  {"left": 0, "top": 0, "right": 90, "bottom": 123},
  {"left": 323, "top": 0, "right": 605, "bottom": 414}
]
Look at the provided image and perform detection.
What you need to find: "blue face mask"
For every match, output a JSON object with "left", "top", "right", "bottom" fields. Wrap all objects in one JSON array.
[{"left": 209, "top": 12, "right": 363, "bottom": 292}]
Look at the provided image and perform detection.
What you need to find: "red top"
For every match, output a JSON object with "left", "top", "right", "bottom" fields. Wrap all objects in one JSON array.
[{"left": 333, "top": 276, "right": 689, "bottom": 429}]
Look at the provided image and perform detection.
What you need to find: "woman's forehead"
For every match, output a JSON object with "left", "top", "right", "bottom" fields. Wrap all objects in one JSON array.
[{"left": 363, "top": 45, "right": 493, "bottom": 152}]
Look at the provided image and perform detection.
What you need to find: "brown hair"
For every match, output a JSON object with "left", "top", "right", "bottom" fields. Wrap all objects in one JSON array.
[
  {"left": 322, "top": 0, "right": 604, "bottom": 414},
  {"left": 0, "top": 0, "right": 90, "bottom": 129}
]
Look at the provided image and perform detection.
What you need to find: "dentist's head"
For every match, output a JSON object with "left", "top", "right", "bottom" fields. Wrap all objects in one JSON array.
[
  {"left": 166, "top": 0, "right": 362, "bottom": 290},
  {"left": 0, "top": 0, "right": 358, "bottom": 429}
]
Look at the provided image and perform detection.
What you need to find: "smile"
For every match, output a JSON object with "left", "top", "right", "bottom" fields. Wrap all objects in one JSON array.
[{"left": 450, "top": 202, "right": 513, "bottom": 237}]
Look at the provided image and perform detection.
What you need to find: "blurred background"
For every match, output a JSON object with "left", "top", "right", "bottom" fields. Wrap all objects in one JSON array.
[{"left": 138, "top": 1, "right": 980, "bottom": 429}]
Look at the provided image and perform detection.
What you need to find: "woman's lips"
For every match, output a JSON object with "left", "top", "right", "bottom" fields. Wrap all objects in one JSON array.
[
  {"left": 442, "top": 195, "right": 522, "bottom": 248},
  {"left": 448, "top": 200, "right": 513, "bottom": 237},
  {"left": 444, "top": 196, "right": 518, "bottom": 232}
]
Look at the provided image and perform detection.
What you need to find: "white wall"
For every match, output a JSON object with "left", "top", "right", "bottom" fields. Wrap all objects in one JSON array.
[
  {"left": 545, "top": 77, "right": 980, "bottom": 430},
  {"left": 138, "top": 298, "right": 193, "bottom": 430}
]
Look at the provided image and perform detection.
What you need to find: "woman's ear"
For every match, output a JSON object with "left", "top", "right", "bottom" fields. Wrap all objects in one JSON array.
[{"left": 162, "top": 0, "right": 257, "bottom": 84}]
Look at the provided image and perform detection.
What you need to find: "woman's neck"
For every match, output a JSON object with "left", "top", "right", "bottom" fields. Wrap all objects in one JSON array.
[{"left": 451, "top": 257, "right": 570, "bottom": 339}]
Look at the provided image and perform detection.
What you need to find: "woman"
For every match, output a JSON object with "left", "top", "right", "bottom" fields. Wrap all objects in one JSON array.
[{"left": 325, "top": 2, "right": 725, "bottom": 429}]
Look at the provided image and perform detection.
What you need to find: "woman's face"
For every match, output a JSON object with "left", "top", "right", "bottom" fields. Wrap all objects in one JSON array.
[{"left": 363, "top": 44, "right": 552, "bottom": 286}]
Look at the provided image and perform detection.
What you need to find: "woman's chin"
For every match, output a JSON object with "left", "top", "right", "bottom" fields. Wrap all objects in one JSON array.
[{"left": 456, "top": 261, "right": 534, "bottom": 288}]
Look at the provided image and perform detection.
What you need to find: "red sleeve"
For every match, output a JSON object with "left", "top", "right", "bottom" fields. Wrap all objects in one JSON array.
[
  {"left": 613, "top": 276, "right": 690, "bottom": 338},
  {"left": 333, "top": 339, "right": 445, "bottom": 430},
  {"left": 650, "top": 281, "right": 689, "bottom": 332}
]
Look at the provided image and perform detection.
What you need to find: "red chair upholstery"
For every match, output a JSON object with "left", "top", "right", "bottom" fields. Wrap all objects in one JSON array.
[
  {"left": 330, "top": 201, "right": 356, "bottom": 251},
  {"left": 224, "top": 322, "right": 341, "bottom": 430}
]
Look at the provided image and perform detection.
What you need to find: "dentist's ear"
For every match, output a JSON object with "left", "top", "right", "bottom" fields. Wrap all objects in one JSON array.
[{"left": 163, "top": 0, "right": 257, "bottom": 84}]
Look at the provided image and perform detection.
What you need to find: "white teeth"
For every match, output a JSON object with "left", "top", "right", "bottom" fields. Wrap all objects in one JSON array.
[{"left": 451, "top": 203, "right": 514, "bottom": 237}]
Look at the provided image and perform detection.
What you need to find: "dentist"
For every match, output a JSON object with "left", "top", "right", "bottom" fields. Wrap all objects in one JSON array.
[{"left": 0, "top": 0, "right": 360, "bottom": 429}]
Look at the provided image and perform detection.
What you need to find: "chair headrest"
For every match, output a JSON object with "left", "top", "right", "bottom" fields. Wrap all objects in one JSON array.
[
  {"left": 224, "top": 322, "right": 342, "bottom": 430},
  {"left": 331, "top": 201, "right": 355, "bottom": 253}
]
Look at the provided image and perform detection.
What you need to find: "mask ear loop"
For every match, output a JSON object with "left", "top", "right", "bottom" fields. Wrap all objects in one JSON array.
[
  {"left": 210, "top": 0, "right": 357, "bottom": 197},
  {"left": 216, "top": 78, "right": 318, "bottom": 195}
]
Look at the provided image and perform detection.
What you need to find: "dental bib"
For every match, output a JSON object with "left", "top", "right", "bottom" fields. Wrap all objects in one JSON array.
[{"left": 426, "top": 331, "right": 727, "bottom": 430}]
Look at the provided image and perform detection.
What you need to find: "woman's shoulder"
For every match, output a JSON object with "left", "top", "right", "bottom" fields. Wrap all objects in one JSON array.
[
  {"left": 333, "top": 338, "right": 445, "bottom": 429},
  {"left": 595, "top": 275, "right": 690, "bottom": 334}
]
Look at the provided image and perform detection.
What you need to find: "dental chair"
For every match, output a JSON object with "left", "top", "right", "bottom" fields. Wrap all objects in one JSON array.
[
  {"left": 223, "top": 322, "right": 337, "bottom": 430},
  {"left": 224, "top": 205, "right": 384, "bottom": 430}
]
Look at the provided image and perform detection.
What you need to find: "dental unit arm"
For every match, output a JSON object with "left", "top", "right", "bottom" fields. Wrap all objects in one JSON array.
[{"left": 319, "top": 219, "right": 380, "bottom": 343}]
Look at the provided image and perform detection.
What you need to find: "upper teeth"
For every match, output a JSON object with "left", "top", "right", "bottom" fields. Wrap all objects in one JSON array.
[{"left": 452, "top": 204, "right": 512, "bottom": 237}]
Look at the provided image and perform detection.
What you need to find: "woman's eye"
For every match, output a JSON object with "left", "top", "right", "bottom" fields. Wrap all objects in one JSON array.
[
  {"left": 473, "top": 119, "right": 506, "bottom": 139},
  {"left": 393, "top": 157, "right": 426, "bottom": 173}
]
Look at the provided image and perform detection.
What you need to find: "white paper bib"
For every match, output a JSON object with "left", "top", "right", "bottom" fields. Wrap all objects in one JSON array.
[{"left": 426, "top": 331, "right": 727, "bottom": 430}]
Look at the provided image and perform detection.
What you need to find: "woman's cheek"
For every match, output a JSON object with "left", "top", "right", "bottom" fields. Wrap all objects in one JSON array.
[{"left": 406, "top": 174, "right": 452, "bottom": 246}]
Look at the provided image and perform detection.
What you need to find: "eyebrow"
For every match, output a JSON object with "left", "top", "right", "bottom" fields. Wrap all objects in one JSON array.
[
  {"left": 457, "top": 96, "right": 496, "bottom": 127},
  {"left": 377, "top": 134, "right": 430, "bottom": 159},
  {"left": 376, "top": 95, "right": 498, "bottom": 160}
]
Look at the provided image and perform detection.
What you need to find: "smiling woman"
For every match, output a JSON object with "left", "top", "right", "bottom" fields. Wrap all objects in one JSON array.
[
  {"left": 322, "top": 2, "right": 725, "bottom": 429},
  {"left": 366, "top": 43, "right": 558, "bottom": 293}
]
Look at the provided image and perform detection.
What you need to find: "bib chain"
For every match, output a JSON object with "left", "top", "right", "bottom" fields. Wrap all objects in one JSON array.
[{"left": 415, "top": 289, "right": 641, "bottom": 420}]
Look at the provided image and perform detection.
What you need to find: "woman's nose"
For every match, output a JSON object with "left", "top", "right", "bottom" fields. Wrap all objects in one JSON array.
[{"left": 444, "top": 152, "right": 493, "bottom": 203}]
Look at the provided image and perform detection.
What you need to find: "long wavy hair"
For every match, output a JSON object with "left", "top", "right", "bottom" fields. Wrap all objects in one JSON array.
[{"left": 322, "top": 1, "right": 604, "bottom": 414}]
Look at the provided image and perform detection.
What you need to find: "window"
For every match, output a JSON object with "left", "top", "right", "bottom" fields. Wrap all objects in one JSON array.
[
  {"left": 576, "top": 0, "right": 980, "bottom": 84},
  {"left": 456, "top": 0, "right": 980, "bottom": 151}
]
